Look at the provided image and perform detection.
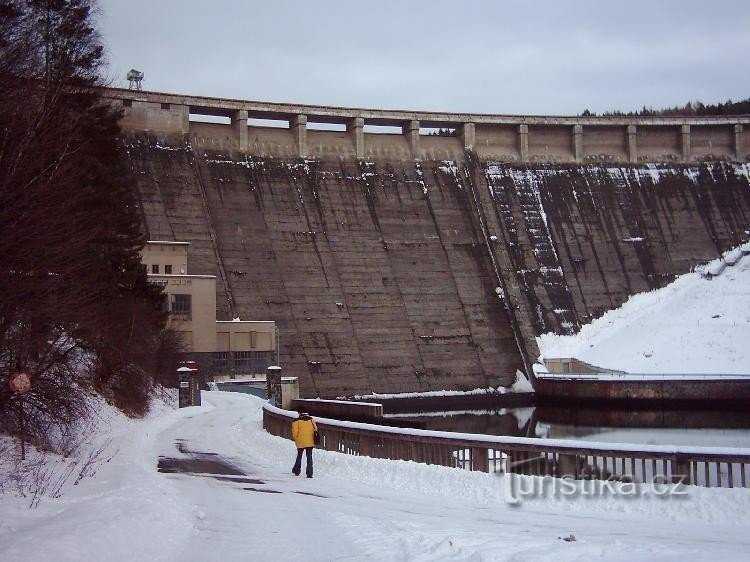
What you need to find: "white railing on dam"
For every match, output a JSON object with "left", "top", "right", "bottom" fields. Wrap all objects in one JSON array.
[{"left": 263, "top": 402, "right": 750, "bottom": 488}]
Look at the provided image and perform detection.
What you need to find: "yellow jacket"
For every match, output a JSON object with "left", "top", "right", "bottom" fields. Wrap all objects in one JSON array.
[{"left": 291, "top": 416, "right": 317, "bottom": 448}]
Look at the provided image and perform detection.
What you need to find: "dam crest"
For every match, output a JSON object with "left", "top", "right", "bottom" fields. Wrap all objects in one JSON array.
[{"left": 107, "top": 87, "right": 749, "bottom": 164}]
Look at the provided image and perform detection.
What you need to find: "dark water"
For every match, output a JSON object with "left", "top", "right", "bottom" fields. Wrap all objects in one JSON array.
[{"left": 383, "top": 404, "right": 750, "bottom": 448}]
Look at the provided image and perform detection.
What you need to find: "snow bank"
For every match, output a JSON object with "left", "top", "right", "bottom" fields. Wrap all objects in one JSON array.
[
  {"left": 350, "top": 371, "right": 534, "bottom": 400},
  {"left": 351, "top": 386, "right": 505, "bottom": 400},
  {"left": 0, "top": 390, "right": 194, "bottom": 562},
  {"left": 537, "top": 248, "right": 750, "bottom": 374}
]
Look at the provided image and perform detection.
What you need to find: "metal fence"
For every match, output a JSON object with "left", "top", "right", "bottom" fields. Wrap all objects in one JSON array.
[
  {"left": 263, "top": 403, "right": 750, "bottom": 488},
  {"left": 180, "top": 351, "right": 275, "bottom": 378}
]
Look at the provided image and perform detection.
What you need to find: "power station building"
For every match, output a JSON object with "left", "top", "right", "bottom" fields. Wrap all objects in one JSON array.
[{"left": 141, "top": 240, "right": 277, "bottom": 380}]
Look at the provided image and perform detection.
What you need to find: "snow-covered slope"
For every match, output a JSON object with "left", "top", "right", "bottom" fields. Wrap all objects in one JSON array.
[{"left": 537, "top": 244, "right": 750, "bottom": 374}]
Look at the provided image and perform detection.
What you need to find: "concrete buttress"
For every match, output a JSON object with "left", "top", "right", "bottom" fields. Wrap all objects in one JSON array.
[
  {"left": 292, "top": 114, "right": 308, "bottom": 158},
  {"left": 348, "top": 117, "right": 365, "bottom": 158},
  {"left": 627, "top": 125, "right": 638, "bottom": 163},
  {"left": 233, "top": 110, "right": 248, "bottom": 152},
  {"left": 404, "top": 120, "right": 420, "bottom": 158}
]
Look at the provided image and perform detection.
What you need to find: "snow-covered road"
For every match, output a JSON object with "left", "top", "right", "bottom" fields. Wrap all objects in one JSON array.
[{"left": 4, "top": 391, "right": 750, "bottom": 561}]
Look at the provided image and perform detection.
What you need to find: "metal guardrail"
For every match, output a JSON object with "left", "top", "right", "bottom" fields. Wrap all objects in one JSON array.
[{"left": 263, "top": 403, "right": 750, "bottom": 488}]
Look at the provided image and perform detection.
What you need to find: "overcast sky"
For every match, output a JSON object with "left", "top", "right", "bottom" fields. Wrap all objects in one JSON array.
[{"left": 97, "top": 0, "right": 750, "bottom": 116}]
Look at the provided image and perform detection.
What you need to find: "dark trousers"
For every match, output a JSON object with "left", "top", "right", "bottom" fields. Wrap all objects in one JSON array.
[{"left": 293, "top": 447, "right": 313, "bottom": 477}]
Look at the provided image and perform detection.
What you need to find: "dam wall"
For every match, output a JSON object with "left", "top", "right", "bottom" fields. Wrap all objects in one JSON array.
[{"left": 113, "top": 88, "right": 750, "bottom": 398}]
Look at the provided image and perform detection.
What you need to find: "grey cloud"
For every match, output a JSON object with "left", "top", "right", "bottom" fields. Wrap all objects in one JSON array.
[{"left": 97, "top": 0, "right": 750, "bottom": 114}]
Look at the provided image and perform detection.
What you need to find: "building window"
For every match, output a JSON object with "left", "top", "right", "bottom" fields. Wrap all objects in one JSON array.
[
  {"left": 122, "top": 99, "right": 132, "bottom": 107},
  {"left": 170, "top": 294, "right": 192, "bottom": 319},
  {"left": 152, "top": 264, "right": 159, "bottom": 274},
  {"left": 213, "top": 352, "right": 228, "bottom": 371},
  {"left": 161, "top": 102, "right": 170, "bottom": 110},
  {"left": 235, "top": 351, "right": 251, "bottom": 369},
  {"left": 165, "top": 264, "right": 172, "bottom": 274}
]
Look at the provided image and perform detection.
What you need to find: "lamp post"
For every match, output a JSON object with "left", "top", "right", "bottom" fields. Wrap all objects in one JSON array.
[{"left": 275, "top": 324, "right": 280, "bottom": 367}]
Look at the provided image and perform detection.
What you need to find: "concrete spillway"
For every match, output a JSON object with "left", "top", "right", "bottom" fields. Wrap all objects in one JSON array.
[{"left": 126, "top": 132, "right": 749, "bottom": 397}]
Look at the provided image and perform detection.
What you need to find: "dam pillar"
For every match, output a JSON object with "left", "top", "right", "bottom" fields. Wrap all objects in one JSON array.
[
  {"left": 292, "top": 114, "right": 308, "bottom": 158},
  {"left": 681, "top": 124, "right": 691, "bottom": 163},
  {"left": 518, "top": 124, "right": 529, "bottom": 163},
  {"left": 348, "top": 117, "right": 365, "bottom": 158},
  {"left": 176, "top": 104, "right": 190, "bottom": 134},
  {"left": 462, "top": 122, "right": 476, "bottom": 150},
  {"left": 404, "top": 120, "right": 420, "bottom": 158},
  {"left": 233, "top": 110, "right": 248, "bottom": 152},
  {"left": 735, "top": 124, "right": 744, "bottom": 161},
  {"left": 572, "top": 124, "right": 583, "bottom": 163},
  {"left": 627, "top": 125, "right": 638, "bottom": 163}
]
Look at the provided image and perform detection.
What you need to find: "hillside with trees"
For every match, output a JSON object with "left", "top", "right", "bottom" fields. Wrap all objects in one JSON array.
[
  {"left": 580, "top": 98, "right": 750, "bottom": 117},
  {"left": 0, "top": 0, "right": 173, "bottom": 452}
]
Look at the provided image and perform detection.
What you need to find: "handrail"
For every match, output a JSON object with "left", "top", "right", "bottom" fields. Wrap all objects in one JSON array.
[
  {"left": 264, "top": 403, "right": 750, "bottom": 487},
  {"left": 101, "top": 86, "right": 750, "bottom": 127},
  {"left": 536, "top": 372, "right": 750, "bottom": 380}
]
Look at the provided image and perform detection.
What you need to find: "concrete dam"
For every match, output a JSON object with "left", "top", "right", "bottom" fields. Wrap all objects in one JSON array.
[{"left": 110, "top": 88, "right": 750, "bottom": 398}]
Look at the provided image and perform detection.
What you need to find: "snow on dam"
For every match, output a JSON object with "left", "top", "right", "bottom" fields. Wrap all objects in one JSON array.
[{"left": 111, "top": 88, "right": 750, "bottom": 397}]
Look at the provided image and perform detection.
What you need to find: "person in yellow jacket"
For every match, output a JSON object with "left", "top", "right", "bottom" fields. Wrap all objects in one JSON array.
[{"left": 291, "top": 412, "right": 317, "bottom": 478}]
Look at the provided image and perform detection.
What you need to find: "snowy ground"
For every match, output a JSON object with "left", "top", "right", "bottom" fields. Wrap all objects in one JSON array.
[
  {"left": 3, "top": 391, "right": 750, "bottom": 561},
  {"left": 537, "top": 245, "right": 750, "bottom": 374}
]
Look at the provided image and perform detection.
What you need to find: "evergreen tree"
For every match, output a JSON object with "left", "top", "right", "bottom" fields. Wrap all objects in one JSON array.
[{"left": 0, "top": 0, "right": 167, "bottom": 445}]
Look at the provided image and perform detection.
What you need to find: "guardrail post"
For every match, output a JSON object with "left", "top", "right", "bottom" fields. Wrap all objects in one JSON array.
[
  {"left": 472, "top": 447, "right": 489, "bottom": 472},
  {"left": 672, "top": 455, "right": 692, "bottom": 485},
  {"left": 359, "top": 435, "right": 370, "bottom": 457},
  {"left": 558, "top": 453, "right": 579, "bottom": 479}
]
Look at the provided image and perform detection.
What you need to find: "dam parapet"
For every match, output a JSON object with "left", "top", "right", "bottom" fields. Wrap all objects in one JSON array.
[{"left": 106, "top": 87, "right": 749, "bottom": 164}]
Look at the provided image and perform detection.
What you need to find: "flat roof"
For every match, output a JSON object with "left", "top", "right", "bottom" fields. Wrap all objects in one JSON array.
[
  {"left": 147, "top": 273, "right": 216, "bottom": 279},
  {"left": 216, "top": 377, "right": 297, "bottom": 383},
  {"left": 216, "top": 320, "right": 275, "bottom": 324}
]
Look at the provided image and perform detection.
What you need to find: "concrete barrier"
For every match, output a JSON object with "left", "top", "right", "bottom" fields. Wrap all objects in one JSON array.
[{"left": 291, "top": 398, "right": 383, "bottom": 421}]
